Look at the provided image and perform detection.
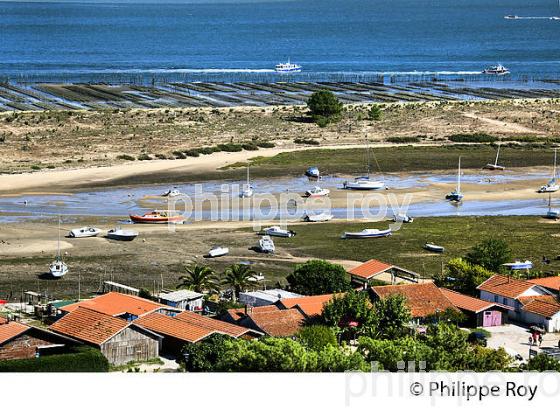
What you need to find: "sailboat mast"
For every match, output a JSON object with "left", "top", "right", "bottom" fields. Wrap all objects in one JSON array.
[
  {"left": 554, "top": 148, "right": 557, "bottom": 179},
  {"left": 457, "top": 157, "right": 462, "bottom": 192},
  {"left": 495, "top": 145, "right": 500, "bottom": 166},
  {"left": 365, "top": 137, "right": 371, "bottom": 176},
  {"left": 246, "top": 166, "right": 250, "bottom": 185}
]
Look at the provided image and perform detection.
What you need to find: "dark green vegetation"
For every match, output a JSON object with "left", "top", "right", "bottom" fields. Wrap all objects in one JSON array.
[
  {"left": 306, "top": 90, "right": 343, "bottom": 126},
  {"left": 282, "top": 217, "right": 560, "bottom": 277},
  {"left": 241, "top": 145, "right": 560, "bottom": 177},
  {"left": 0, "top": 347, "right": 109, "bottom": 372},
  {"left": 286, "top": 260, "right": 351, "bottom": 295},
  {"left": 434, "top": 258, "right": 494, "bottom": 296},
  {"left": 465, "top": 238, "right": 512, "bottom": 272}
]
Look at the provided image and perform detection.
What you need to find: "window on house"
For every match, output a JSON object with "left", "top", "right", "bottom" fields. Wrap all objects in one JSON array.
[{"left": 494, "top": 295, "right": 499, "bottom": 302}]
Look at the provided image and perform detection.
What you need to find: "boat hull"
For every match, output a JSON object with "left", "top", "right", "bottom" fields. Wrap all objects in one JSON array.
[
  {"left": 483, "top": 164, "right": 505, "bottom": 171},
  {"left": 342, "top": 229, "right": 392, "bottom": 239},
  {"left": 69, "top": 227, "right": 101, "bottom": 238},
  {"left": 208, "top": 248, "right": 229, "bottom": 258},
  {"left": 424, "top": 244, "right": 445, "bottom": 253},
  {"left": 343, "top": 181, "right": 385, "bottom": 190},
  {"left": 130, "top": 214, "right": 185, "bottom": 224}
]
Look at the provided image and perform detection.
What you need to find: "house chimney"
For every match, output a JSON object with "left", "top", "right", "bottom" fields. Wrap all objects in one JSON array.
[{"left": 245, "top": 304, "right": 253, "bottom": 315}]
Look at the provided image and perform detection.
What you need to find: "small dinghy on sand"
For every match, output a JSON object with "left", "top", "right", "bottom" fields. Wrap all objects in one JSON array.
[
  {"left": 304, "top": 186, "right": 330, "bottom": 197},
  {"left": 162, "top": 188, "right": 181, "bottom": 197},
  {"left": 107, "top": 227, "right": 138, "bottom": 241},
  {"left": 393, "top": 213, "right": 414, "bottom": 223},
  {"left": 207, "top": 246, "right": 229, "bottom": 258},
  {"left": 263, "top": 226, "right": 296, "bottom": 238},
  {"left": 341, "top": 228, "right": 392, "bottom": 239},
  {"left": 303, "top": 211, "right": 334, "bottom": 222},
  {"left": 68, "top": 227, "right": 102, "bottom": 238},
  {"left": 130, "top": 210, "right": 185, "bottom": 224},
  {"left": 258, "top": 235, "right": 275, "bottom": 253},
  {"left": 424, "top": 242, "right": 445, "bottom": 253},
  {"left": 50, "top": 217, "right": 68, "bottom": 278}
]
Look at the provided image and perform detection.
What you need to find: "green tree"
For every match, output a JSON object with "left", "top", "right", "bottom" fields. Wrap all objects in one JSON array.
[
  {"left": 177, "top": 264, "right": 219, "bottom": 294},
  {"left": 434, "top": 258, "right": 494, "bottom": 295},
  {"left": 322, "top": 290, "right": 377, "bottom": 338},
  {"left": 182, "top": 333, "right": 230, "bottom": 372},
  {"left": 465, "top": 238, "right": 511, "bottom": 272},
  {"left": 524, "top": 353, "right": 560, "bottom": 371},
  {"left": 307, "top": 90, "right": 343, "bottom": 125},
  {"left": 297, "top": 325, "right": 337, "bottom": 351},
  {"left": 358, "top": 336, "right": 433, "bottom": 371},
  {"left": 222, "top": 264, "right": 257, "bottom": 301},
  {"left": 368, "top": 105, "right": 382, "bottom": 121},
  {"left": 373, "top": 294, "right": 412, "bottom": 339},
  {"left": 287, "top": 259, "right": 351, "bottom": 296}
]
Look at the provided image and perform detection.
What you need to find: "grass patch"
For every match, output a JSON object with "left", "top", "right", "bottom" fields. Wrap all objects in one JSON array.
[
  {"left": 294, "top": 138, "right": 321, "bottom": 145},
  {"left": 385, "top": 136, "right": 422, "bottom": 144},
  {"left": 448, "top": 133, "right": 498, "bottom": 143}
]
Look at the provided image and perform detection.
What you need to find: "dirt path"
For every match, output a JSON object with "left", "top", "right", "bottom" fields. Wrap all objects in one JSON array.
[{"left": 462, "top": 112, "right": 538, "bottom": 134}]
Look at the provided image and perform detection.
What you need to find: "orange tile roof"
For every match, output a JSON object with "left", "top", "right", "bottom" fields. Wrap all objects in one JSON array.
[
  {"left": 0, "top": 321, "right": 29, "bottom": 345},
  {"left": 61, "top": 292, "right": 164, "bottom": 318},
  {"left": 349, "top": 259, "right": 393, "bottom": 280},
  {"left": 175, "top": 311, "right": 256, "bottom": 338},
  {"left": 528, "top": 276, "right": 560, "bottom": 291},
  {"left": 440, "top": 288, "right": 510, "bottom": 313},
  {"left": 477, "top": 275, "right": 537, "bottom": 299},
  {"left": 226, "top": 305, "right": 280, "bottom": 322},
  {"left": 520, "top": 296, "right": 560, "bottom": 318},
  {"left": 278, "top": 293, "right": 337, "bottom": 317},
  {"left": 50, "top": 307, "right": 129, "bottom": 346},
  {"left": 243, "top": 308, "right": 305, "bottom": 337},
  {"left": 0, "top": 317, "right": 7, "bottom": 325},
  {"left": 135, "top": 313, "right": 214, "bottom": 343},
  {"left": 372, "top": 283, "right": 457, "bottom": 318}
]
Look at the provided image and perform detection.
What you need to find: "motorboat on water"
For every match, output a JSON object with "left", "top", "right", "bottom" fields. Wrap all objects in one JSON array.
[
  {"left": 304, "top": 186, "right": 330, "bottom": 197},
  {"left": 263, "top": 226, "right": 296, "bottom": 238},
  {"left": 68, "top": 227, "right": 102, "bottom": 238},
  {"left": 50, "top": 217, "right": 68, "bottom": 278},
  {"left": 303, "top": 211, "right": 334, "bottom": 222},
  {"left": 483, "top": 144, "right": 505, "bottom": 171},
  {"left": 240, "top": 166, "right": 254, "bottom": 198},
  {"left": 106, "top": 227, "right": 139, "bottom": 241},
  {"left": 504, "top": 15, "right": 520, "bottom": 19},
  {"left": 424, "top": 242, "right": 445, "bottom": 253},
  {"left": 305, "top": 166, "right": 320, "bottom": 178},
  {"left": 275, "top": 59, "right": 302, "bottom": 73},
  {"left": 162, "top": 188, "right": 181, "bottom": 197},
  {"left": 341, "top": 228, "right": 392, "bottom": 239},
  {"left": 130, "top": 210, "right": 185, "bottom": 224},
  {"left": 538, "top": 149, "right": 560, "bottom": 193},
  {"left": 446, "top": 157, "right": 464, "bottom": 202},
  {"left": 393, "top": 213, "right": 414, "bottom": 223},
  {"left": 208, "top": 246, "right": 229, "bottom": 258},
  {"left": 258, "top": 235, "right": 275, "bottom": 253},
  {"left": 502, "top": 260, "right": 533, "bottom": 270},
  {"left": 482, "top": 64, "right": 510, "bottom": 75}
]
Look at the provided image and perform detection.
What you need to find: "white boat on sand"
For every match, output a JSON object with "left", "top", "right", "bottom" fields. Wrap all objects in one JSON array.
[
  {"left": 263, "top": 226, "right": 296, "bottom": 238},
  {"left": 483, "top": 145, "right": 505, "bottom": 171},
  {"left": 424, "top": 242, "right": 445, "bottom": 253},
  {"left": 343, "top": 139, "right": 385, "bottom": 190},
  {"left": 162, "top": 188, "right": 181, "bottom": 197},
  {"left": 304, "top": 186, "right": 330, "bottom": 197},
  {"left": 303, "top": 211, "right": 334, "bottom": 222},
  {"left": 305, "top": 166, "right": 320, "bottom": 178},
  {"left": 538, "top": 149, "right": 560, "bottom": 193},
  {"left": 240, "top": 166, "right": 254, "bottom": 198},
  {"left": 208, "top": 246, "right": 229, "bottom": 258},
  {"left": 68, "top": 227, "right": 102, "bottom": 238},
  {"left": 446, "top": 157, "right": 464, "bottom": 202},
  {"left": 258, "top": 235, "right": 275, "bottom": 253},
  {"left": 341, "top": 228, "right": 392, "bottom": 239},
  {"left": 50, "top": 217, "right": 68, "bottom": 278},
  {"left": 107, "top": 227, "right": 138, "bottom": 241},
  {"left": 393, "top": 213, "right": 414, "bottom": 223}
]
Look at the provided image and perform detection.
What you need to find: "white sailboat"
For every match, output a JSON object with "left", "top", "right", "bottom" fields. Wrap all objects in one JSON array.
[
  {"left": 546, "top": 193, "right": 560, "bottom": 219},
  {"left": 343, "top": 139, "right": 385, "bottom": 190},
  {"left": 49, "top": 217, "right": 68, "bottom": 278},
  {"left": 538, "top": 148, "right": 560, "bottom": 193},
  {"left": 483, "top": 145, "right": 505, "bottom": 170},
  {"left": 446, "top": 157, "right": 464, "bottom": 202},
  {"left": 240, "top": 166, "right": 254, "bottom": 198}
]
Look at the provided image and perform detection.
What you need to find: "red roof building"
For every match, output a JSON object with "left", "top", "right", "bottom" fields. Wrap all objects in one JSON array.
[
  {"left": 61, "top": 292, "right": 167, "bottom": 319},
  {"left": 348, "top": 259, "right": 420, "bottom": 286}
]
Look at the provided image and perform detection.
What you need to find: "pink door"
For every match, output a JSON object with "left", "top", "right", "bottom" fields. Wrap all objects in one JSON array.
[{"left": 483, "top": 310, "right": 502, "bottom": 327}]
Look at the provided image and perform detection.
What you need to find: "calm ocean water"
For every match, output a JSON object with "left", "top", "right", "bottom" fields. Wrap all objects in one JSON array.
[{"left": 1, "top": 0, "right": 560, "bottom": 82}]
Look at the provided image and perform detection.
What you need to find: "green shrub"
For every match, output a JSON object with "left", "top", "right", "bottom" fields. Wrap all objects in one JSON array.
[
  {"left": 117, "top": 154, "right": 135, "bottom": 161},
  {"left": 0, "top": 347, "right": 109, "bottom": 372},
  {"left": 448, "top": 133, "right": 497, "bottom": 143},
  {"left": 241, "top": 143, "right": 259, "bottom": 151},
  {"left": 217, "top": 143, "right": 243, "bottom": 152},
  {"left": 256, "top": 141, "right": 275, "bottom": 148},
  {"left": 307, "top": 90, "right": 343, "bottom": 124},
  {"left": 294, "top": 138, "right": 320, "bottom": 146},
  {"left": 185, "top": 149, "right": 200, "bottom": 157},
  {"left": 386, "top": 136, "right": 421, "bottom": 144},
  {"left": 31, "top": 165, "right": 41, "bottom": 170},
  {"left": 198, "top": 146, "right": 220, "bottom": 155},
  {"left": 173, "top": 151, "right": 186, "bottom": 159},
  {"left": 137, "top": 153, "right": 152, "bottom": 161}
]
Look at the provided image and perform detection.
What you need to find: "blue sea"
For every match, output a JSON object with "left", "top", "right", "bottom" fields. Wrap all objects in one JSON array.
[{"left": 1, "top": 0, "right": 560, "bottom": 83}]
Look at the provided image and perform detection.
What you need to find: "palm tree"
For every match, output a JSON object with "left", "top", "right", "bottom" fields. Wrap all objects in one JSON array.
[
  {"left": 177, "top": 264, "right": 219, "bottom": 294},
  {"left": 222, "top": 264, "right": 257, "bottom": 302}
]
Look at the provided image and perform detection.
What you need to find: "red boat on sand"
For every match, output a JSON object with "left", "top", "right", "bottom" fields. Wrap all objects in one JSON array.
[{"left": 129, "top": 210, "right": 185, "bottom": 224}]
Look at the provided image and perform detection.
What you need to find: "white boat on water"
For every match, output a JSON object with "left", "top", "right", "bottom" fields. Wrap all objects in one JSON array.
[
  {"left": 341, "top": 228, "right": 392, "bottom": 239},
  {"left": 305, "top": 186, "right": 330, "bottom": 197},
  {"left": 502, "top": 260, "right": 533, "bottom": 270},
  {"left": 107, "top": 227, "right": 138, "bottom": 241},
  {"left": 68, "top": 227, "right": 102, "bottom": 238},
  {"left": 275, "top": 59, "right": 302, "bottom": 73},
  {"left": 303, "top": 211, "right": 334, "bottom": 222},
  {"left": 424, "top": 242, "right": 445, "bottom": 253},
  {"left": 446, "top": 157, "right": 464, "bottom": 202},
  {"left": 393, "top": 213, "right": 414, "bottom": 223},
  {"left": 482, "top": 64, "right": 510, "bottom": 75},
  {"left": 50, "top": 217, "right": 68, "bottom": 278},
  {"left": 343, "top": 139, "right": 385, "bottom": 190},
  {"left": 483, "top": 144, "right": 505, "bottom": 171},
  {"left": 538, "top": 148, "right": 560, "bottom": 193},
  {"left": 162, "top": 188, "right": 181, "bottom": 197},
  {"left": 263, "top": 226, "right": 296, "bottom": 238},
  {"left": 258, "top": 235, "right": 275, "bottom": 253},
  {"left": 504, "top": 15, "right": 519, "bottom": 19},
  {"left": 208, "top": 246, "right": 229, "bottom": 258},
  {"left": 305, "top": 166, "right": 320, "bottom": 178},
  {"left": 240, "top": 166, "right": 254, "bottom": 198}
]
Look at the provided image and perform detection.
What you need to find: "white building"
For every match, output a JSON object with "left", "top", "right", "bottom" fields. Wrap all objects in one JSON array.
[
  {"left": 158, "top": 289, "right": 204, "bottom": 311},
  {"left": 239, "top": 289, "right": 302, "bottom": 307}
]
